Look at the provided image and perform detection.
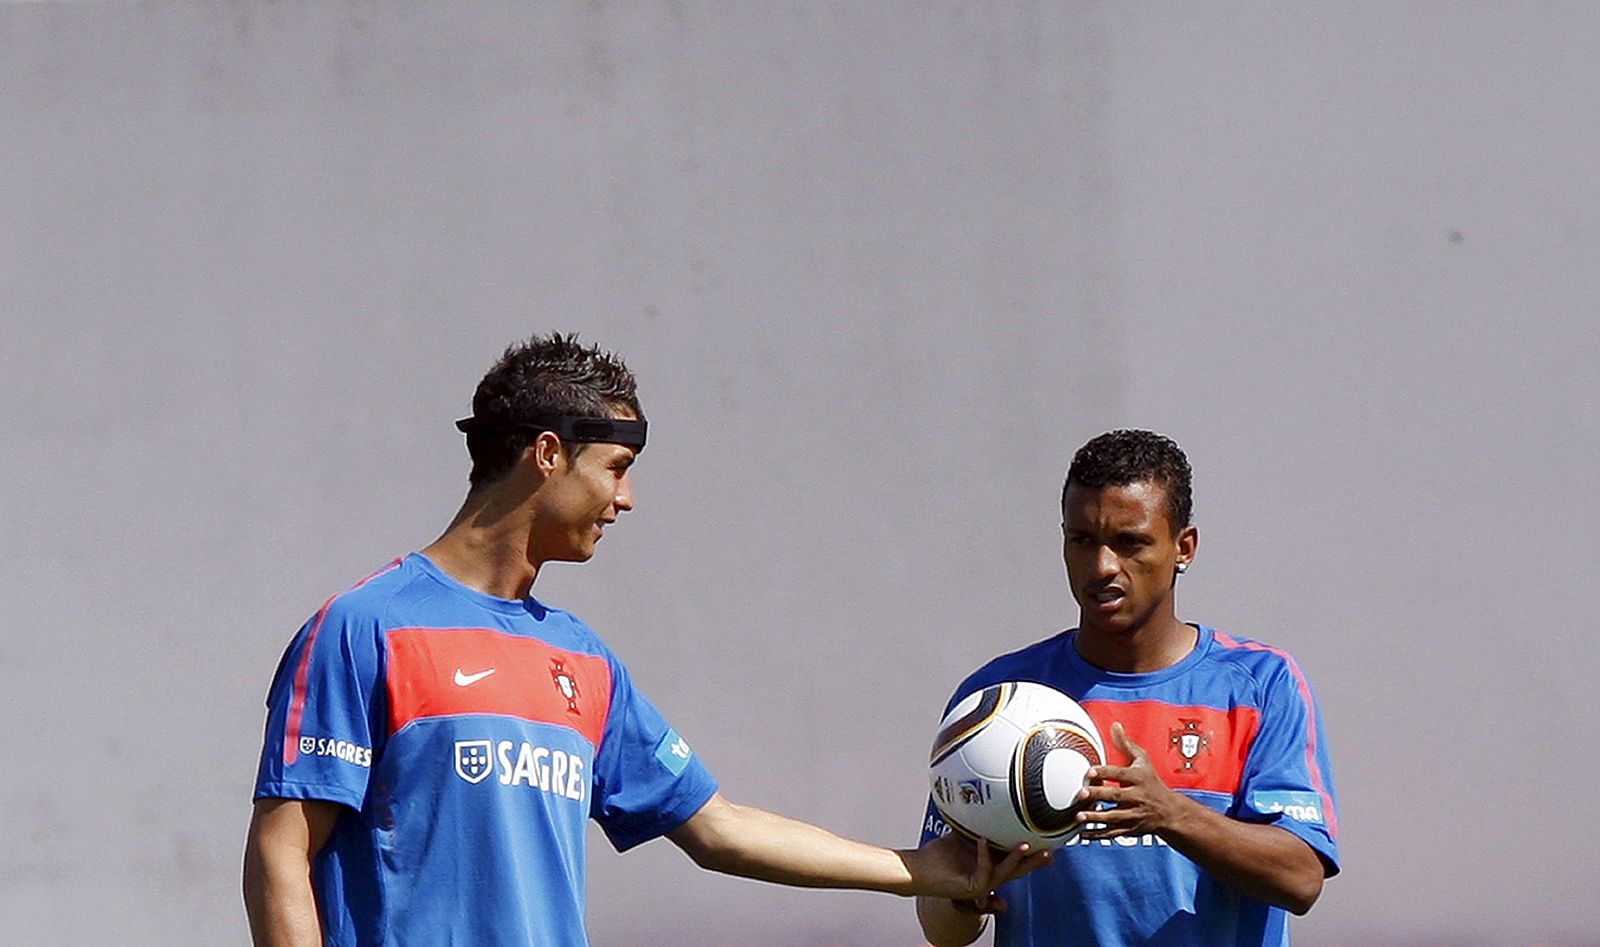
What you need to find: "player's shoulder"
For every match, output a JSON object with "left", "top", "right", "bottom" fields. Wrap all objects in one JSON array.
[
  {"left": 952, "top": 630, "right": 1073, "bottom": 699},
  {"left": 1204, "top": 625, "right": 1315, "bottom": 693},
  {"left": 307, "top": 556, "right": 417, "bottom": 629},
  {"left": 519, "top": 597, "right": 627, "bottom": 671}
]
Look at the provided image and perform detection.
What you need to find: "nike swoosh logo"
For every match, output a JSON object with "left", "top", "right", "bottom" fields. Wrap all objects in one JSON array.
[{"left": 454, "top": 668, "right": 496, "bottom": 686}]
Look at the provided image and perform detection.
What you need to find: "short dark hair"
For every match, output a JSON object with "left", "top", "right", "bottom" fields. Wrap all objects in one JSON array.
[
  {"left": 464, "top": 333, "right": 643, "bottom": 488},
  {"left": 1063, "top": 429, "right": 1193, "bottom": 531}
]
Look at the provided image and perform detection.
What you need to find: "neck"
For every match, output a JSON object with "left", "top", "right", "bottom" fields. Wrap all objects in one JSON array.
[
  {"left": 1073, "top": 612, "right": 1196, "bottom": 674},
  {"left": 421, "top": 488, "right": 542, "bottom": 600}
]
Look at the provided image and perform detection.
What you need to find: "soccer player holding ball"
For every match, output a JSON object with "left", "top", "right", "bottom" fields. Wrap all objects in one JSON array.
[
  {"left": 916, "top": 431, "right": 1339, "bottom": 946},
  {"left": 243, "top": 334, "right": 1047, "bottom": 946}
]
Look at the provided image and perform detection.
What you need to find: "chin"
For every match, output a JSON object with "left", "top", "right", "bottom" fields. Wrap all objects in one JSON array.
[
  {"left": 1080, "top": 610, "right": 1138, "bottom": 636},
  {"left": 546, "top": 545, "right": 596, "bottom": 564}
]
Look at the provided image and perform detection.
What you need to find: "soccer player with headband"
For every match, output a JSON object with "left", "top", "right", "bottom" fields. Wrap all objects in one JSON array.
[{"left": 244, "top": 333, "right": 1049, "bottom": 946}]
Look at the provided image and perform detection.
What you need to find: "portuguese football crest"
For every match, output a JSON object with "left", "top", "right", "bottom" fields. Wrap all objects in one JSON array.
[
  {"left": 1168, "top": 719, "right": 1212, "bottom": 774},
  {"left": 550, "top": 658, "right": 582, "bottom": 714}
]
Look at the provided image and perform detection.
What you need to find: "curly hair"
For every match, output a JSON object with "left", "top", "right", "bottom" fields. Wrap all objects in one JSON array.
[
  {"left": 1063, "top": 429, "right": 1193, "bottom": 531},
  {"left": 464, "top": 333, "right": 642, "bottom": 488}
]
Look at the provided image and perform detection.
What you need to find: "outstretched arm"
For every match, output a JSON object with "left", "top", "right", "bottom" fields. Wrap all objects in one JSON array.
[
  {"left": 243, "top": 798, "right": 341, "bottom": 947},
  {"left": 666, "top": 791, "right": 1048, "bottom": 899},
  {"left": 1077, "top": 723, "right": 1327, "bottom": 914}
]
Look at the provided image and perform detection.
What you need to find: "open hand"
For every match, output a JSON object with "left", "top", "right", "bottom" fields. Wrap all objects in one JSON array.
[{"left": 1074, "top": 722, "right": 1185, "bottom": 840}]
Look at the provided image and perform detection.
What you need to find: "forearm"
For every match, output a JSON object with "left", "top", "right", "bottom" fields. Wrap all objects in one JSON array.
[
  {"left": 1160, "top": 800, "right": 1324, "bottom": 913},
  {"left": 244, "top": 799, "right": 339, "bottom": 947},
  {"left": 243, "top": 843, "right": 323, "bottom": 947},
  {"left": 674, "top": 798, "right": 918, "bottom": 894},
  {"left": 915, "top": 894, "right": 987, "bottom": 947}
]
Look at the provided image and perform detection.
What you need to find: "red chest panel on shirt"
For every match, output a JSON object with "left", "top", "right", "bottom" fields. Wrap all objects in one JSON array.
[
  {"left": 1080, "top": 699, "right": 1260, "bottom": 795},
  {"left": 386, "top": 627, "right": 612, "bottom": 748}
]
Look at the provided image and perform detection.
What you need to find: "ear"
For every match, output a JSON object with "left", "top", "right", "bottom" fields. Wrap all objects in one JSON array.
[
  {"left": 1175, "top": 524, "right": 1198, "bottom": 572},
  {"left": 526, "top": 430, "right": 567, "bottom": 477}
]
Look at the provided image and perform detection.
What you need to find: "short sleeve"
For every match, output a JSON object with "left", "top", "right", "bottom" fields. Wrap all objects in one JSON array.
[
  {"left": 589, "top": 655, "right": 718, "bottom": 852},
  {"left": 920, "top": 796, "right": 957, "bottom": 846},
  {"left": 253, "top": 597, "right": 386, "bottom": 811},
  {"left": 1235, "top": 658, "right": 1340, "bottom": 875},
  {"left": 917, "top": 680, "right": 978, "bottom": 846}
]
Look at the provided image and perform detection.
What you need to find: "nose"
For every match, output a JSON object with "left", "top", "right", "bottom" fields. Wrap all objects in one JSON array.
[
  {"left": 614, "top": 472, "right": 634, "bottom": 512},
  {"left": 1092, "top": 544, "right": 1120, "bottom": 578}
]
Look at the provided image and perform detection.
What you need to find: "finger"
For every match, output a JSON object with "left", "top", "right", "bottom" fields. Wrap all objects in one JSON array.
[
  {"left": 1086, "top": 764, "right": 1135, "bottom": 784},
  {"left": 1075, "top": 784, "right": 1123, "bottom": 805},
  {"left": 1077, "top": 805, "right": 1137, "bottom": 825},
  {"left": 987, "top": 895, "right": 1009, "bottom": 915},
  {"left": 1079, "top": 824, "right": 1134, "bottom": 841},
  {"left": 1111, "top": 722, "right": 1148, "bottom": 764},
  {"left": 989, "top": 849, "right": 1051, "bottom": 888},
  {"left": 1077, "top": 813, "right": 1140, "bottom": 836},
  {"left": 1014, "top": 848, "right": 1053, "bottom": 878},
  {"left": 973, "top": 835, "right": 994, "bottom": 882},
  {"left": 990, "top": 842, "right": 1032, "bottom": 881}
]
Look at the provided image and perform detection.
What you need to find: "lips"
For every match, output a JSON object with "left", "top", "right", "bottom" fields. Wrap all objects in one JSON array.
[{"left": 1087, "top": 585, "right": 1126, "bottom": 611}]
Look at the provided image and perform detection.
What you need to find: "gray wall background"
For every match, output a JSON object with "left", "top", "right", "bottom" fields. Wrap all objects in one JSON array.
[{"left": 4, "top": 3, "right": 1597, "bottom": 944}]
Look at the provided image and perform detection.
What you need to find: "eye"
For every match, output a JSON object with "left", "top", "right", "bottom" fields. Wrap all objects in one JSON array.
[{"left": 1113, "top": 535, "right": 1152, "bottom": 555}]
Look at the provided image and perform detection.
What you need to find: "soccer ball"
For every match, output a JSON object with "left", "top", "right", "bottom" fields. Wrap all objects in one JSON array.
[{"left": 929, "top": 681, "right": 1106, "bottom": 851}]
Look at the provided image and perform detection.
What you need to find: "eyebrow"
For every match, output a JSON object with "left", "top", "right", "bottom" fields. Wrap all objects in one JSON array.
[{"left": 1064, "top": 527, "right": 1153, "bottom": 541}]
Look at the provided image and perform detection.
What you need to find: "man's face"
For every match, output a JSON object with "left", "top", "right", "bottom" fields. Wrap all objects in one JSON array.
[
  {"left": 1061, "top": 479, "right": 1196, "bottom": 636},
  {"left": 530, "top": 435, "right": 637, "bottom": 564}
]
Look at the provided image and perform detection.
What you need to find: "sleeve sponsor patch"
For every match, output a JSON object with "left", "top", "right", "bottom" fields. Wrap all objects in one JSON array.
[
  {"left": 1248, "top": 790, "right": 1326, "bottom": 825},
  {"left": 298, "top": 735, "right": 373, "bottom": 768},
  {"left": 653, "top": 729, "right": 693, "bottom": 776}
]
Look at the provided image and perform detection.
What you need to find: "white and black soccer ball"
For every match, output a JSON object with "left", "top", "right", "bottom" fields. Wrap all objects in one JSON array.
[{"left": 929, "top": 681, "right": 1107, "bottom": 851}]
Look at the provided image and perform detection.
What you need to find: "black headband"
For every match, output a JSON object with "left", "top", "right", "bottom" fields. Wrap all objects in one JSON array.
[{"left": 455, "top": 414, "right": 647, "bottom": 452}]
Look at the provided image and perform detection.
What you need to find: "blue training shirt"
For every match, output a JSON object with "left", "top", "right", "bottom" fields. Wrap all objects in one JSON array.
[
  {"left": 920, "top": 625, "right": 1339, "bottom": 947},
  {"left": 254, "top": 553, "right": 718, "bottom": 946}
]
